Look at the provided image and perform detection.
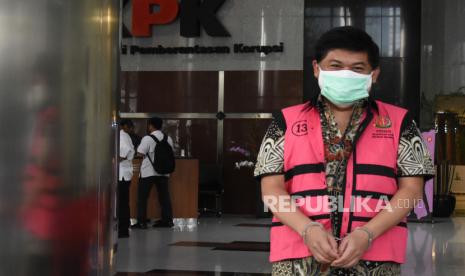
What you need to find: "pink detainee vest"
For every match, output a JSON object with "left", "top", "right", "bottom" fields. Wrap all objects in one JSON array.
[{"left": 269, "top": 100, "right": 408, "bottom": 263}]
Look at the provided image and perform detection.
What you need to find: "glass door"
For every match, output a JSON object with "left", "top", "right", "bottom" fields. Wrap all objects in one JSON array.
[{"left": 120, "top": 70, "right": 303, "bottom": 215}]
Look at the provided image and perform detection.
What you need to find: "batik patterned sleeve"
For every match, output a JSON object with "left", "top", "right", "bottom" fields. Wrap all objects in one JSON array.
[
  {"left": 254, "top": 120, "right": 285, "bottom": 180},
  {"left": 397, "top": 115, "right": 435, "bottom": 180}
]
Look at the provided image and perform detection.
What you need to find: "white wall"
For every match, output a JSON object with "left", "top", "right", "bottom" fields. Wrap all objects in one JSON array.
[
  {"left": 121, "top": 0, "right": 304, "bottom": 71},
  {"left": 421, "top": 0, "right": 465, "bottom": 127}
]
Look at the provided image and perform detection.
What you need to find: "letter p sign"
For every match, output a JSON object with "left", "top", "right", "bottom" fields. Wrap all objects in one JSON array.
[{"left": 132, "top": 0, "right": 179, "bottom": 37}]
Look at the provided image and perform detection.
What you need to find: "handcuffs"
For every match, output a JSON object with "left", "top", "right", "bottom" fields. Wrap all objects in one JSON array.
[{"left": 301, "top": 222, "right": 373, "bottom": 249}]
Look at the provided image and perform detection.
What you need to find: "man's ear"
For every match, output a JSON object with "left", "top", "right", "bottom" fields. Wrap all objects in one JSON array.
[
  {"left": 372, "top": 67, "right": 381, "bottom": 84},
  {"left": 312, "top": 60, "right": 320, "bottom": 79}
]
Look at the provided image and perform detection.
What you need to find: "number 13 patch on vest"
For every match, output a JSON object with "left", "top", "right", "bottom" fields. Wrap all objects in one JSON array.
[{"left": 292, "top": 120, "right": 308, "bottom": 136}]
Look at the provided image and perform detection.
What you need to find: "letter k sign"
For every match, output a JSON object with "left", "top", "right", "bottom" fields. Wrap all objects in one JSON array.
[{"left": 180, "top": 0, "right": 230, "bottom": 37}]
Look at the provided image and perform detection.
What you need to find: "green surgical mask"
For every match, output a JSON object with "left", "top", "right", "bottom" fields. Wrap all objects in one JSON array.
[{"left": 318, "top": 66, "right": 372, "bottom": 108}]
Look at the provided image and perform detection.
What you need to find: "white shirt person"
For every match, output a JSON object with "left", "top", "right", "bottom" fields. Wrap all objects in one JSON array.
[
  {"left": 137, "top": 129, "right": 174, "bottom": 178},
  {"left": 119, "top": 129, "right": 135, "bottom": 181}
]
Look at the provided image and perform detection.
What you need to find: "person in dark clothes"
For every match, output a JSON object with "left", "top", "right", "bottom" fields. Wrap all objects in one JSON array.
[
  {"left": 128, "top": 122, "right": 142, "bottom": 150},
  {"left": 132, "top": 117, "right": 174, "bottom": 229},
  {"left": 118, "top": 119, "right": 135, "bottom": 238}
]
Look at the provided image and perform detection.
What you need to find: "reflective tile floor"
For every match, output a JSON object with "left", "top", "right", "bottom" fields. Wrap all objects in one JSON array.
[{"left": 115, "top": 216, "right": 465, "bottom": 275}]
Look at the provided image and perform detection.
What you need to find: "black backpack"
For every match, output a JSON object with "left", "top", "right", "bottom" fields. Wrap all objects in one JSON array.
[{"left": 147, "top": 134, "right": 175, "bottom": 174}]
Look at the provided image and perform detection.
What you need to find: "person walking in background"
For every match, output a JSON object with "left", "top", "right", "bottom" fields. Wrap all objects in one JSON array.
[
  {"left": 132, "top": 117, "right": 175, "bottom": 229},
  {"left": 118, "top": 119, "right": 135, "bottom": 238}
]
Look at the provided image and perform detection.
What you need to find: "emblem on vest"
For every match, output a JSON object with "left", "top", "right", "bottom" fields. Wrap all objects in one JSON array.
[
  {"left": 375, "top": 115, "right": 392, "bottom": 128},
  {"left": 373, "top": 116, "right": 394, "bottom": 139},
  {"left": 292, "top": 120, "right": 308, "bottom": 136}
]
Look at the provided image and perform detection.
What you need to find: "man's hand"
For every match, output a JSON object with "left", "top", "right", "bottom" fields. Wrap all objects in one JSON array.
[
  {"left": 305, "top": 226, "right": 339, "bottom": 264},
  {"left": 331, "top": 230, "right": 369, "bottom": 268}
]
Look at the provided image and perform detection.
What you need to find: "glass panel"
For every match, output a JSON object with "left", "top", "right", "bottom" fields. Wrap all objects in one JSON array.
[
  {"left": 333, "top": 6, "right": 345, "bottom": 17},
  {"left": 120, "top": 71, "right": 219, "bottom": 113},
  {"left": 223, "top": 119, "right": 272, "bottom": 214},
  {"left": 224, "top": 71, "right": 303, "bottom": 113},
  {"left": 345, "top": 7, "right": 351, "bottom": 17},
  {"left": 381, "top": 17, "right": 395, "bottom": 57},
  {"left": 0, "top": 0, "right": 119, "bottom": 274},
  {"left": 366, "top": 6, "right": 382, "bottom": 16},
  {"left": 332, "top": 17, "right": 346, "bottom": 27},
  {"left": 129, "top": 119, "right": 217, "bottom": 164},
  {"left": 365, "top": 17, "right": 382, "bottom": 48},
  {"left": 304, "top": 17, "right": 331, "bottom": 58},
  {"left": 304, "top": 18, "right": 332, "bottom": 56},
  {"left": 395, "top": 17, "right": 402, "bottom": 56},
  {"left": 382, "top": 6, "right": 395, "bottom": 16},
  {"left": 382, "top": 0, "right": 402, "bottom": 16},
  {"left": 305, "top": 7, "right": 331, "bottom": 16}
]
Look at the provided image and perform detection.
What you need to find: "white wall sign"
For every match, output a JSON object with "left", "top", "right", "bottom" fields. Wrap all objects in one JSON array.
[{"left": 121, "top": 0, "right": 304, "bottom": 71}]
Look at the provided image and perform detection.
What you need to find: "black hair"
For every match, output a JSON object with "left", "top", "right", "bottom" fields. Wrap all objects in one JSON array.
[
  {"left": 314, "top": 26, "right": 380, "bottom": 68},
  {"left": 119, "top": 119, "right": 134, "bottom": 128},
  {"left": 148, "top": 117, "right": 163, "bottom": 130}
]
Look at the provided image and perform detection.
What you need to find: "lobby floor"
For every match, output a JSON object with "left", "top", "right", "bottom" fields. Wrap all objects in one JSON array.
[{"left": 115, "top": 216, "right": 465, "bottom": 275}]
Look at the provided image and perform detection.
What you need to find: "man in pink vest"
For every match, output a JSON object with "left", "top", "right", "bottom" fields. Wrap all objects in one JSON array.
[{"left": 255, "top": 26, "right": 434, "bottom": 275}]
